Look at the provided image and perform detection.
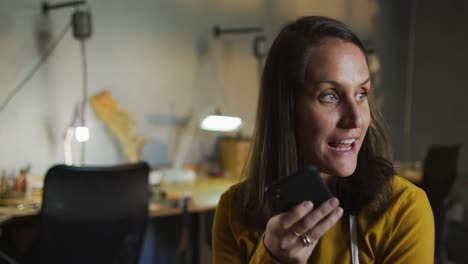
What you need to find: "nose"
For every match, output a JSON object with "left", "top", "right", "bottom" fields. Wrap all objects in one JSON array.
[{"left": 338, "top": 99, "right": 364, "bottom": 129}]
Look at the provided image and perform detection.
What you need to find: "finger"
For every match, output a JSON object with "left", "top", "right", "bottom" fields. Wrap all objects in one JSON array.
[
  {"left": 276, "top": 201, "right": 314, "bottom": 232},
  {"left": 293, "top": 197, "right": 340, "bottom": 234},
  {"left": 264, "top": 201, "right": 314, "bottom": 253},
  {"left": 304, "top": 206, "right": 343, "bottom": 243}
]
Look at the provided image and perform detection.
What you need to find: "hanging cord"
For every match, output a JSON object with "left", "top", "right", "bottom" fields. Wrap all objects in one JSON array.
[
  {"left": 79, "top": 38, "right": 88, "bottom": 165},
  {"left": 72, "top": 6, "right": 92, "bottom": 166},
  {"left": 0, "top": 23, "right": 72, "bottom": 113}
]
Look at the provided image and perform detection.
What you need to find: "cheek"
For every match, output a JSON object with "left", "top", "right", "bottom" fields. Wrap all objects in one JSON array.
[
  {"left": 297, "top": 109, "right": 334, "bottom": 148},
  {"left": 362, "top": 106, "right": 371, "bottom": 131}
]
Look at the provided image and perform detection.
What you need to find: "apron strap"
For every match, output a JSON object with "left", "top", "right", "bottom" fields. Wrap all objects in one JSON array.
[{"left": 349, "top": 215, "right": 360, "bottom": 264}]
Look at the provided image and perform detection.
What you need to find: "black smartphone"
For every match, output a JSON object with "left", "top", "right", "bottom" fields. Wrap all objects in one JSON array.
[{"left": 265, "top": 165, "right": 332, "bottom": 214}]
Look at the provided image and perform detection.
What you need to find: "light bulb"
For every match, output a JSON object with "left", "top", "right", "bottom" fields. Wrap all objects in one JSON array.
[
  {"left": 75, "top": 126, "right": 90, "bottom": 142},
  {"left": 200, "top": 115, "right": 242, "bottom": 132}
]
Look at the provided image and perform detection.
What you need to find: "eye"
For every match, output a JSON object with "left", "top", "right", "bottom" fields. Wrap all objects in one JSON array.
[
  {"left": 356, "top": 90, "right": 369, "bottom": 101},
  {"left": 320, "top": 93, "right": 339, "bottom": 103}
]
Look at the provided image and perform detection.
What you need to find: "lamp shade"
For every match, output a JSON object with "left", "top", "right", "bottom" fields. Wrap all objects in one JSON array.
[{"left": 200, "top": 115, "right": 242, "bottom": 132}]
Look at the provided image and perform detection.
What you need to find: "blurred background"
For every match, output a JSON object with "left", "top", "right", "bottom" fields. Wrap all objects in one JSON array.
[{"left": 0, "top": 0, "right": 467, "bottom": 263}]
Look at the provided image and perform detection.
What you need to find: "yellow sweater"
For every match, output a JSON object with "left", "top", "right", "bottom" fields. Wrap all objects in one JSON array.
[{"left": 213, "top": 176, "right": 434, "bottom": 263}]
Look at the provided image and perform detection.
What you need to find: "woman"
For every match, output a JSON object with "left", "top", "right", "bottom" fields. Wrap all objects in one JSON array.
[{"left": 213, "top": 16, "right": 434, "bottom": 263}]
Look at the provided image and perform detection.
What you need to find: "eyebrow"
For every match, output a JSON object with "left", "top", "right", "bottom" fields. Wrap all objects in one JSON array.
[{"left": 317, "top": 77, "right": 371, "bottom": 87}]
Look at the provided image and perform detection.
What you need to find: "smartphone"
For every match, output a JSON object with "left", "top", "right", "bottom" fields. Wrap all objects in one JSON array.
[{"left": 265, "top": 165, "right": 332, "bottom": 214}]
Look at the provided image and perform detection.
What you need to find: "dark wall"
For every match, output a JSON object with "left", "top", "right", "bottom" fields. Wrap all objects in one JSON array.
[
  {"left": 410, "top": 0, "right": 468, "bottom": 180},
  {"left": 408, "top": 1, "right": 468, "bottom": 262},
  {"left": 375, "top": 0, "right": 412, "bottom": 160},
  {"left": 376, "top": 0, "right": 468, "bottom": 182},
  {"left": 376, "top": 2, "right": 468, "bottom": 261}
]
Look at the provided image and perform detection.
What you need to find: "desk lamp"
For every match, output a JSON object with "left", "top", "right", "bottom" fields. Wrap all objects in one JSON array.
[
  {"left": 164, "top": 106, "right": 242, "bottom": 183},
  {"left": 161, "top": 27, "right": 263, "bottom": 183},
  {"left": 42, "top": 1, "right": 92, "bottom": 165},
  {"left": 203, "top": 25, "right": 266, "bottom": 136},
  {"left": 159, "top": 26, "right": 266, "bottom": 182}
]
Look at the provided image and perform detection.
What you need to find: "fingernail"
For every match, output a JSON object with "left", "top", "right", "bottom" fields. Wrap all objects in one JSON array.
[
  {"left": 329, "top": 198, "right": 339, "bottom": 207},
  {"left": 335, "top": 207, "right": 343, "bottom": 216},
  {"left": 303, "top": 201, "right": 313, "bottom": 209}
]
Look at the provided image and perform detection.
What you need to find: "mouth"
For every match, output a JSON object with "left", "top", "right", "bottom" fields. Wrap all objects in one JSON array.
[{"left": 327, "top": 138, "right": 357, "bottom": 152}]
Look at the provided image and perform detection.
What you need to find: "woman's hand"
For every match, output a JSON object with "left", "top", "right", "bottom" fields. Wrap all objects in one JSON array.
[{"left": 263, "top": 198, "right": 343, "bottom": 264}]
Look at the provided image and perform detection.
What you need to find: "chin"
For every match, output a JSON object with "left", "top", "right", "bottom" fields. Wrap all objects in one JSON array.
[
  {"left": 328, "top": 164, "right": 357, "bottom": 177},
  {"left": 319, "top": 167, "right": 356, "bottom": 179},
  {"left": 334, "top": 170, "right": 355, "bottom": 177}
]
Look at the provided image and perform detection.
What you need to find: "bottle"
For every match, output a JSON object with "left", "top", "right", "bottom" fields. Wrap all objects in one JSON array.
[
  {"left": 14, "top": 164, "right": 31, "bottom": 195},
  {"left": 0, "top": 174, "right": 7, "bottom": 197},
  {"left": 14, "top": 172, "right": 26, "bottom": 193}
]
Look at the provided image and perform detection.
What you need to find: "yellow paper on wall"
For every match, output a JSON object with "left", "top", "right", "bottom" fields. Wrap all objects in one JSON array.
[{"left": 91, "top": 90, "right": 146, "bottom": 162}]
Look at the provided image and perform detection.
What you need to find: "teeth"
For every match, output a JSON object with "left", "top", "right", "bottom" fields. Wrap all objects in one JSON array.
[
  {"left": 339, "top": 139, "right": 356, "bottom": 144},
  {"left": 331, "top": 146, "right": 352, "bottom": 151}
]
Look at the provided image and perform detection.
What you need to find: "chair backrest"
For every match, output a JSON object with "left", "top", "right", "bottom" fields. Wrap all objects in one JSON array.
[
  {"left": 27, "top": 162, "right": 149, "bottom": 264},
  {"left": 420, "top": 144, "right": 461, "bottom": 261},
  {"left": 420, "top": 144, "right": 461, "bottom": 203}
]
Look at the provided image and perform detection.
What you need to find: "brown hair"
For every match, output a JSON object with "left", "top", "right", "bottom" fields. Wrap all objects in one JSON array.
[{"left": 238, "top": 16, "right": 394, "bottom": 228}]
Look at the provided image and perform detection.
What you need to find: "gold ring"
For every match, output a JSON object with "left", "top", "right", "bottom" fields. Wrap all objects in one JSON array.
[
  {"left": 291, "top": 228, "right": 301, "bottom": 237},
  {"left": 301, "top": 234, "right": 312, "bottom": 247}
]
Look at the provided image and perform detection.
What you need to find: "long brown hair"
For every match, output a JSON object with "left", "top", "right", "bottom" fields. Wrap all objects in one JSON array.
[{"left": 238, "top": 16, "right": 394, "bottom": 229}]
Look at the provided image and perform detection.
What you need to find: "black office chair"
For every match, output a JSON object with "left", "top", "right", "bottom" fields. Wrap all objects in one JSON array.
[
  {"left": 26, "top": 162, "right": 150, "bottom": 264},
  {"left": 419, "top": 144, "right": 461, "bottom": 264}
]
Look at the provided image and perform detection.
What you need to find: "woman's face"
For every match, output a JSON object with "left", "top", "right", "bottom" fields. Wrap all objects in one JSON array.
[{"left": 296, "top": 38, "right": 371, "bottom": 179}]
